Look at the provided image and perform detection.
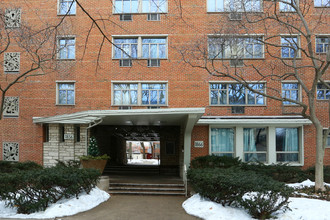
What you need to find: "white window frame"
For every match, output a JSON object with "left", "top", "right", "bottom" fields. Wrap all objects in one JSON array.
[
  {"left": 315, "top": 36, "right": 329, "bottom": 54},
  {"left": 112, "top": 35, "right": 168, "bottom": 59},
  {"left": 316, "top": 82, "right": 330, "bottom": 100},
  {"left": 314, "top": 0, "right": 330, "bottom": 7},
  {"left": 282, "top": 82, "right": 300, "bottom": 105},
  {"left": 208, "top": 36, "right": 264, "bottom": 59},
  {"left": 209, "top": 82, "right": 266, "bottom": 106},
  {"left": 209, "top": 125, "right": 304, "bottom": 165},
  {"left": 243, "top": 127, "right": 268, "bottom": 162},
  {"left": 58, "top": 0, "right": 76, "bottom": 15},
  {"left": 111, "top": 81, "right": 168, "bottom": 106},
  {"left": 281, "top": 36, "right": 300, "bottom": 58},
  {"left": 56, "top": 81, "right": 75, "bottom": 105},
  {"left": 207, "top": 0, "right": 263, "bottom": 12},
  {"left": 113, "top": 0, "right": 168, "bottom": 14},
  {"left": 57, "top": 36, "right": 76, "bottom": 60},
  {"left": 210, "top": 127, "right": 236, "bottom": 157},
  {"left": 275, "top": 127, "right": 301, "bottom": 163}
]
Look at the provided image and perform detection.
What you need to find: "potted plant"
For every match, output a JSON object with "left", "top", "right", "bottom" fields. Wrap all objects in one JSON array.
[{"left": 80, "top": 136, "right": 110, "bottom": 174}]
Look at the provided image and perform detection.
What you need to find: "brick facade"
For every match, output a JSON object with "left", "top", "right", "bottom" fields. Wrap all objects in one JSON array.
[{"left": 0, "top": 0, "right": 329, "bottom": 169}]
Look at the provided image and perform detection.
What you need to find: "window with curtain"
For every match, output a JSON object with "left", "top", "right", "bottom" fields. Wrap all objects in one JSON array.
[
  {"left": 243, "top": 128, "right": 267, "bottom": 162},
  {"left": 276, "top": 128, "right": 299, "bottom": 162},
  {"left": 211, "top": 128, "right": 234, "bottom": 157}
]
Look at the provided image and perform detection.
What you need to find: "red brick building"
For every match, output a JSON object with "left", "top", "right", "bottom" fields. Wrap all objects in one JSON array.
[{"left": 0, "top": 0, "right": 329, "bottom": 178}]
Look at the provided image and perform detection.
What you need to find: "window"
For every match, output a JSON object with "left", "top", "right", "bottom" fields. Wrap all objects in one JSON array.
[
  {"left": 57, "top": 83, "right": 75, "bottom": 105},
  {"left": 58, "top": 37, "right": 75, "bottom": 59},
  {"left": 142, "top": 38, "right": 166, "bottom": 59},
  {"left": 5, "top": 9, "right": 21, "bottom": 28},
  {"left": 208, "top": 37, "right": 263, "bottom": 59},
  {"left": 2, "top": 142, "right": 19, "bottom": 161},
  {"left": 317, "top": 83, "right": 330, "bottom": 100},
  {"left": 58, "top": 0, "right": 76, "bottom": 15},
  {"left": 280, "top": 0, "right": 297, "bottom": 12},
  {"left": 207, "top": 0, "right": 262, "bottom": 12},
  {"left": 114, "top": 0, "right": 167, "bottom": 14},
  {"left": 113, "top": 37, "right": 167, "bottom": 59},
  {"left": 316, "top": 37, "right": 329, "bottom": 54},
  {"left": 4, "top": 52, "right": 20, "bottom": 73},
  {"left": 282, "top": 83, "right": 299, "bottom": 105},
  {"left": 3, "top": 97, "right": 19, "bottom": 117},
  {"left": 211, "top": 128, "right": 234, "bottom": 157},
  {"left": 276, "top": 128, "right": 299, "bottom": 162},
  {"left": 281, "top": 36, "right": 299, "bottom": 58},
  {"left": 314, "top": 0, "right": 330, "bottom": 7},
  {"left": 244, "top": 128, "right": 267, "bottom": 162},
  {"left": 327, "top": 134, "right": 330, "bottom": 148},
  {"left": 210, "top": 83, "right": 265, "bottom": 105},
  {"left": 142, "top": 83, "right": 166, "bottom": 105},
  {"left": 113, "top": 82, "right": 167, "bottom": 106}
]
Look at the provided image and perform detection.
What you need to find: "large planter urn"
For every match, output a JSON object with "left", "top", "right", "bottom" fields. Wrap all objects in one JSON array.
[{"left": 80, "top": 159, "right": 108, "bottom": 174}]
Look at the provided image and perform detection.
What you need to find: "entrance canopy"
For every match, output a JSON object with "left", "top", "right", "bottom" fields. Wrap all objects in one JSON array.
[{"left": 33, "top": 108, "right": 205, "bottom": 126}]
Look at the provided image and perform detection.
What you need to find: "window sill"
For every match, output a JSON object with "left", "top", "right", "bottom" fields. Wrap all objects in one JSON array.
[
  {"left": 317, "top": 98, "right": 330, "bottom": 101},
  {"left": 206, "top": 11, "right": 263, "bottom": 14},
  {"left": 56, "top": 104, "right": 75, "bottom": 106},
  {"left": 57, "top": 59, "right": 76, "bottom": 61},
  {"left": 281, "top": 57, "right": 301, "bottom": 60},
  {"left": 209, "top": 58, "right": 265, "bottom": 60},
  {"left": 210, "top": 104, "right": 266, "bottom": 107},
  {"left": 57, "top": 13, "right": 76, "bottom": 16},
  {"left": 113, "top": 12, "right": 168, "bottom": 15},
  {"left": 113, "top": 58, "right": 168, "bottom": 60}
]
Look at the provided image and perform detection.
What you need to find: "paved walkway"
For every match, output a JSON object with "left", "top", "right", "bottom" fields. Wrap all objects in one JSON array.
[{"left": 61, "top": 194, "right": 200, "bottom": 220}]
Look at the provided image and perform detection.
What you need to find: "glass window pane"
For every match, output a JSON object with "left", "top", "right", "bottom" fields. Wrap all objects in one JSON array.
[
  {"left": 122, "top": 90, "right": 129, "bottom": 104},
  {"left": 114, "top": 90, "right": 121, "bottom": 105},
  {"left": 150, "top": 44, "right": 157, "bottom": 58},
  {"left": 142, "top": 45, "right": 149, "bottom": 58},
  {"left": 210, "top": 90, "right": 218, "bottom": 105},
  {"left": 245, "top": 153, "right": 266, "bottom": 162},
  {"left": 115, "top": 0, "right": 123, "bottom": 13},
  {"left": 276, "top": 128, "right": 299, "bottom": 152},
  {"left": 159, "top": 90, "right": 166, "bottom": 104},
  {"left": 150, "top": 90, "right": 158, "bottom": 104},
  {"left": 130, "top": 90, "right": 138, "bottom": 104},
  {"left": 142, "top": 90, "right": 149, "bottom": 104},
  {"left": 67, "top": 90, "right": 74, "bottom": 104},
  {"left": 211, "top": 128, "right": 234, "bottom": 153},
  {"left": 277, "top": 153, "right": 298, "bottom": 162},
  {"left": 59, "top": 90, "right": 66, "bottom": 104}
]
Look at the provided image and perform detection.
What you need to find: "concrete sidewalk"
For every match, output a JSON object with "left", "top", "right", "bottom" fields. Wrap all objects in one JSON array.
[{"left": 59, "top": 194, "right": 200, "bottom": 220}]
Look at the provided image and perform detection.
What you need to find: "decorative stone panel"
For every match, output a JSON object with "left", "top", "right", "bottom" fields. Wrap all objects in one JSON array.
[
  {"left": 3, "top": 97, "right": 19, "bottom": 117},
  {"left": 5, "top": 9, "right": 21, "bottom": 28},
  {"left": 4, "top": 52, "right": 20, "bottom": 72},
  {"left": 3, "top": 142, "right": 19, "bottom": 161}
]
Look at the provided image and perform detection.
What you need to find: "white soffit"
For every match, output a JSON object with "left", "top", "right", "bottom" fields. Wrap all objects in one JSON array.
[{"left": 197, "top": 116, "right": 312, "bottom": 126}]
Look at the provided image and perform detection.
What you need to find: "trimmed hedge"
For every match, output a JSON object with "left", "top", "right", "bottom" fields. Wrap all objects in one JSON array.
[
  {"left": 0, "top": 161, "right": 42, "bottom": 173},
  {"left": 188, "top": 167, "right": 293, "bottom": 219},
  {"left": 190, "top": 155, "right": 241, "bottom": 169},
  {"left": 0, "top": 166, "right": 101, "bottom": 214}
]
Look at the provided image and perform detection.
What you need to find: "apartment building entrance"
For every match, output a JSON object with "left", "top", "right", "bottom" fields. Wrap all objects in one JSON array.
[{"left": 91, "top": 125, "right": 181, "bottom": 175}]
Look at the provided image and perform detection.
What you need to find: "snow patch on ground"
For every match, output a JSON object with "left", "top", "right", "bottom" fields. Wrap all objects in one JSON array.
[
  {"left": 286, "top": 179, "right": 330, "bottom": 188},
  {"left": 0, "top": 187, "right": 110, "bottom": 219},
  {"left": 127, "top": 159, "right": 160, "bottom": 165}
]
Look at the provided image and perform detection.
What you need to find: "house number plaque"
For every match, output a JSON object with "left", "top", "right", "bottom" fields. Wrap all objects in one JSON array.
[{"left": 194, "top": 141, "right": 204, "bottom": 148}]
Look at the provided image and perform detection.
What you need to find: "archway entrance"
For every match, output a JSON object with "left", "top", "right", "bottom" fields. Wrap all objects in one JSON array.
[{"left": 126, "top": 141, "right": 160, "bottom": 166}]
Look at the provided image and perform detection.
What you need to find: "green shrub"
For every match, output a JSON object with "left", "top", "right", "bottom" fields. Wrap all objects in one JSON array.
[
  {"left": 241, "top": 162, "right": 308, "bottom": 183},
  {"left": 0, "top": 161, "right": 42, "bottom": 173},
  {"left": 55, "top": 159, "right": 81, "bottom": 168},
  {"left": 0, "top": 166, "right": 101, "bottom": 214},
  {"left": 188, "top": 167, "right": 293, "bottom": 219},
  {"left": 239, "top": 183, "right": 293, "bottom": 219},
  {"left": 190, "top": 155, "right": 241, "bottom": 169}
]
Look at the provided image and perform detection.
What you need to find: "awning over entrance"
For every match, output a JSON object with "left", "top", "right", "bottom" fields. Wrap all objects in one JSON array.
[{"left": 33, "top": 108, "right": 205, "bottom": 126}]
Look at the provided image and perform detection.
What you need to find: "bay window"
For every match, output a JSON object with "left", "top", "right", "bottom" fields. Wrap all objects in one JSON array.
[{"left": 243, "top": 128, "right": 267, "bottom": 162}]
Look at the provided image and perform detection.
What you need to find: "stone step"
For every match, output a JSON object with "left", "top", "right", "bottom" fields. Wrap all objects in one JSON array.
[
  {"left": 109, "top": 191, "right": 186, "bottom": 195},
  {"left": 109, "top": 182, "right": 186, "bottom": 196}
]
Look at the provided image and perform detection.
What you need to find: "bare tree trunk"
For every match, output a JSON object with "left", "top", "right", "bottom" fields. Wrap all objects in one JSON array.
[
  {"left": 315, "top": 123, "right": 326, "bottom": 191},
  {"left": 140, "top": 142, "right": 146, "bottom": 159}
]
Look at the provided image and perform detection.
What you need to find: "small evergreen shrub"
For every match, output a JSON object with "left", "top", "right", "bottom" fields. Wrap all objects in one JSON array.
[
  {"left": 190, "top": 155, "right": 241, "bottom": 169},
  {"left": 0, "top": 166, "right": 101, "bottom": 214},
  {"left": 79, "top": 136, "right": 110, "bottom": 160},
  {"left": 0, "top": 161, "right": 42, "bottom": 173}
]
